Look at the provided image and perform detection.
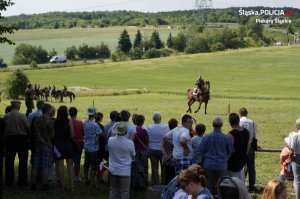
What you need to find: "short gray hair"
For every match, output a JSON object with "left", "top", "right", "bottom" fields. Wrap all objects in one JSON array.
[
  {"left": 153, "top": 112, "right": 161, "bottom": 121},
  {"left": 213, "top": 116, "right": 223, "bottom": 128},
  {"left": 296, "top": 118, "right": 300, "bottom": 130}
]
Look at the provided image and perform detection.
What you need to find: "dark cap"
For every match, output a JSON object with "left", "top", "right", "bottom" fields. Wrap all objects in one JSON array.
[{"left": 10, "top": 100, "right": 21, "bottom": 105}]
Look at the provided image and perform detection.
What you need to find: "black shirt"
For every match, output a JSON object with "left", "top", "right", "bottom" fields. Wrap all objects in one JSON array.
[{"left": 227, "top": 128, "right": 250, "bottom": 172}]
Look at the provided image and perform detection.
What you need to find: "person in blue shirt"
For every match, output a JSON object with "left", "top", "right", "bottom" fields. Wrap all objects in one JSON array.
[{"left": 199, "top": 116, "right": 234, "bottom": 193}]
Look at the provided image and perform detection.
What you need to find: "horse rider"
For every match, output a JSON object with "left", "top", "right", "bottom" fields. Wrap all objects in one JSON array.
[
  {"left": 193, "top": 76, "right": 205, "bottom": 96},
  {"left": 62, "top": 85, "right": 67, "bottom": 95},
  {"left": 25, "top": 83, "right": 35, "bottom": 116}
]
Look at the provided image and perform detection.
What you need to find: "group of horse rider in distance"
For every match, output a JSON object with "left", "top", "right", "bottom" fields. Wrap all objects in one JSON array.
[{"left": 25, "top": 84, "right": 75, "bottom": 103}]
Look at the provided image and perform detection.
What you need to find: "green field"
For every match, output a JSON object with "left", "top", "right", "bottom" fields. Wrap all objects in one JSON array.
[
  {"left": 0, "top": 26, "right": 179, "bottom": 63},
  {"left": 1, "top": 46, "right": 300, "bottom": 198}
]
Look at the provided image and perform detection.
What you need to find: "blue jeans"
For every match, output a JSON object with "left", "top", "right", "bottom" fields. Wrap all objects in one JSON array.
[
  {"left": 246, "top": 149, "right": 256, "bottom": 191},
  {"left": 292, "top": 155, "right": 300, "bottom": 199}
]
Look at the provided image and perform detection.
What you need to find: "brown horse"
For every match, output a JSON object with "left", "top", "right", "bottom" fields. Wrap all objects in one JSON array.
[
  {"left": 186, "top": 89, "right": 210, "bottom": 114},
  {"left": 57, "top": 90, "right": 75, "bottom": 103}
]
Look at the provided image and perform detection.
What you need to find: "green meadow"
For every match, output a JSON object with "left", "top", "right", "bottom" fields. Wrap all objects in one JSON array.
[
  {"left": 0, "top": 26, "right": 179, "bottom": 63},
  {"left": 1, "top": 46, "right": 300, "bottom": 198}
]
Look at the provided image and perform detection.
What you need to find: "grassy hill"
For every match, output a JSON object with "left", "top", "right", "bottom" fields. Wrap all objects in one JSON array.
[{"left": 1, "top": 46, "right": 300, "bottom": 198}]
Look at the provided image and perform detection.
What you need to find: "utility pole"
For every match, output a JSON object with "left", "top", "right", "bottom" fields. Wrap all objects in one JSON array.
[{"left": 194, "top": 0, "right": 213, "bottom": 23}]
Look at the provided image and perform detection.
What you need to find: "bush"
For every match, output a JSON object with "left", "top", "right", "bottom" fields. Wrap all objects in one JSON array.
[
  {"left": 130, "top": 47, "right": 143, "bottom": 60},
  {"left": 96, "top": 42, "right": 111, "bottom": 58},
  {"left": 12, "top": 43, "right": 49, "bottom": 64},
  {"left": 5, "top": 69, "right": 29, "bottom": 99},
  {"left": 185, "top": 36, "right": 209, "bottom": 54},
  {"left": 111, "top": 51, "right": 128, "bottom": 62},
  {"left": 65, "top": 46, "right": 77, "bottom": 60},
  {"left": 160, "top": 48, "right": 172, "bottom": 57},
  {"left": 143, "top": 48, "right": 162, "bottom": 59},
  {"left": 30, "top": 61, "right": 38, "bottom": 68},
  {"left": 210, "top": 42, "right": 226, "bottom": 52}
]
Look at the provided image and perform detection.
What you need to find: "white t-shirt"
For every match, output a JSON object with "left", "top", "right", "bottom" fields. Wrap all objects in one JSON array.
[
  {"left": 108, "top": 136, "right": 136, "bottom": 176},
  {"left": 172, "top": 127, "right": 193, "bottom": 159},
  {"left": 240, "top": 116, "right": 257, "bottom": 144},
  {"left": 289, "top": 131, "right": 300, "bottom": 155},
  {"left": 147, "top": 123, "right": 169, "bottom": 150}
]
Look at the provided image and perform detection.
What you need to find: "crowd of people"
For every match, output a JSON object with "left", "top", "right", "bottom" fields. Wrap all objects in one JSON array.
[{"left": 0, "top": 98, "right": 298, "bottom": 199}]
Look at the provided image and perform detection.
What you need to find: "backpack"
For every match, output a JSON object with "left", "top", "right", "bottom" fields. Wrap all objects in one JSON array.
[{"left": 217, "top": 176, "right": 250, "bottom": 199}]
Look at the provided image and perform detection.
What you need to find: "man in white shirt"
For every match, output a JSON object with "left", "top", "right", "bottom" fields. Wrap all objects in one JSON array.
[
  {"left": 239, "top": 108, "right": 257, "bottom": 193},
  {"left": 172, "top": 114, "right": 193, "bottom": 175},
  {"left": 147, "top": 112, "right": 169, "bottom": 185}
]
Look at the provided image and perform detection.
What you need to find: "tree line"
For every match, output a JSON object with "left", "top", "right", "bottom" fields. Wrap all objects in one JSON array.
[
  {"left": 2, "top": 7, "right": 300, "bottom": 30},
  {"left": 11, "top": 17, "right": 275, "bottom": 65}
]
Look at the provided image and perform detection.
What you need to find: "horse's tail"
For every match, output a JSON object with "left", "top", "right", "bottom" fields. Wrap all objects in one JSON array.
[
  {"left": 187, "top": 89, "right": 192, "bottom": 93},
  {"left": 72, "top": 93, "right": 75, "bottom": 101},
  {"left": 187, "top": 89, "right": 194, "bottom": 100}
]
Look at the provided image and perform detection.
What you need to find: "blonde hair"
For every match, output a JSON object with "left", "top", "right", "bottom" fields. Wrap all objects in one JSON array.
[{"left": 261, "top": 179, "right": 286, "bottom": 199}]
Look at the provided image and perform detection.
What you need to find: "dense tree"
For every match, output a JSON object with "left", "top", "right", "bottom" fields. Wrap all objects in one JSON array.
[
  {"left": 118, "top": 29, "right": 132, "bottom": 53},
  {"left": 133, "top": 30, "right": 142, "bottom": 48},
  {"left": 150, "top": 31, "right": 163, "bottom": 49},
  {"left": 185, "top": 35, "right": 209, "bottom": 54},
  {"left": 96, "top": 42, "right": 111, "bottom": 58},
  {"left": 172, "top": 32, "right": 186, "bottom": 52},
  {"left": 247, "top": 18, "right": 264, "bottom": 38},
  {"left": 5, "top": 69, "right": 29, "bottom": 99},
  {"left": 0, "top": 0, "right": 18, "bottom": 44},
  {"left": 166, "top": 33, "right": 173, "bottom": 48},
  {"left": 77, "top": 43, "right": 93, "bottom": 59},
  {"left": 12, "top": 43, "right": 49, "bottom": 64},
  {"left": 65, "top": 46, "right": 77, "bottom": 60}
]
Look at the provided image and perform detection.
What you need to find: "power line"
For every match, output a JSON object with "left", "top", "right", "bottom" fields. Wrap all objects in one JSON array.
[{"left": 70, "top": 0, "right": 140, "bottom": 12}]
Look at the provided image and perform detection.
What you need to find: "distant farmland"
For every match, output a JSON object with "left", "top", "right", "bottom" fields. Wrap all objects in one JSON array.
[{"left": 0, "top": 26, "right": 179, "bottom": 63}]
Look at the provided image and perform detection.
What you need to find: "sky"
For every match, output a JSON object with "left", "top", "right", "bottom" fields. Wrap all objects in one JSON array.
[{"left": 2, "top": 0, "right": 300, "bottom": 16}]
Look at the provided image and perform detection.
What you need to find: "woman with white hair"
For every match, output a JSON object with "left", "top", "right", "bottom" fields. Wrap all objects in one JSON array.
[{"left": 289, "top": 118, "right": 300, "bottom": 199}]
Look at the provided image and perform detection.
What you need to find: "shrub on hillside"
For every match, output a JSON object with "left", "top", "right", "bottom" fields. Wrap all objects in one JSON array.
[
  {"left": 130, "top": 47, "right": 143, "bottom": 60},
  {"left": 143, "top": 48, "right": 161, "bottom": 59},
  {"left": 210, "top": 42, "right": 226, "bottom": 52},
  {"left": 5, "top": 69, "right": 29, "bottom": 99},
  {"left": 111, "top": 51, "right": 128, "bottom": 62},
  {"left": 160, "top": 48, "right": 172, "bottom": 57},
  {"left": 185, "top": 36, "right": 209, "bottom": 54}
]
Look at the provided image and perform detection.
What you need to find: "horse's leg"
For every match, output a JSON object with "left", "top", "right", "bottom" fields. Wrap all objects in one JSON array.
[
  {"left": 195, "top": 101, "right": 202, "bottom": 113},
  {"left": 186, "top": 99, "right": 194, "bottom": 113},
  {"left": 70, "top": 95, "right": 72, "bottom": 103},
  {"left": 204, "top": 102, "right": 208, "bottom": 114}
]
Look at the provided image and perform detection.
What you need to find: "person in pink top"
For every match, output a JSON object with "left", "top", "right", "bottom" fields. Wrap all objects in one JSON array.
[{"left": 69, "top": 107, "right": 84, "bottom": 181}]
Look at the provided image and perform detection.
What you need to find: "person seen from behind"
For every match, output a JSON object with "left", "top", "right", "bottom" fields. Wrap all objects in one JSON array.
[
  {"left": 68, "top": 107, "right": 84, "bottom": 182},
  {"left": 261, "top": 179, "right": 286, "bottom": 199}
]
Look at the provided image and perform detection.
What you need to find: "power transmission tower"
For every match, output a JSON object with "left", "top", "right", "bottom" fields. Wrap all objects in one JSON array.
[{"left": 194, "top": 0, "right": 212, "bottom": 23}]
